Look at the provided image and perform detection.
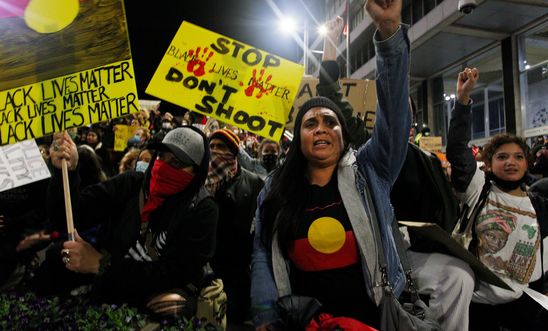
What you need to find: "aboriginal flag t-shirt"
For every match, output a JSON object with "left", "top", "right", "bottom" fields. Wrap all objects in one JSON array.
[{"left": 288, "top": 175, "right": 379, "bottom": 327}]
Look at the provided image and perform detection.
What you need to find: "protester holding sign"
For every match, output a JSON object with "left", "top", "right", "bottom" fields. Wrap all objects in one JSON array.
[
  {"left": 31, "top": 127, "right": 218, "bottom": 312},
  {"left": 251, "top": 1, "right": 410, "bottom": 329}
]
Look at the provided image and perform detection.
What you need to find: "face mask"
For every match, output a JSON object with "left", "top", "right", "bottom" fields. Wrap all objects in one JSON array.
[
  {"left": 141, "top": 159, "right": 194, "bottom": 223},
  {"left": 262, "top": 154, "right": 278, "bottom": 172},
  {"left": 149, "top": 159, "right": 194, "bottom": 197},
  {"left": 162, "top": 122, "right": 173, "bottom": 130},
  {"left": 488, "top": 172, "right": 527, "bottom": 191},
  {"left": 128, "top": 135, "right": 141, "bottom": 146},
  {"left": 135, "top": 161, "right": 149, "bottom": 173}
]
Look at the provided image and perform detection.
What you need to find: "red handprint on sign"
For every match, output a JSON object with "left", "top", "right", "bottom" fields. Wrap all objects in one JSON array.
[
  {"left": 187, "top": 47, "right": 214, "bottom": 77},
  {"left": 241, "top": 69, "right": 275, "bottom": 99}
]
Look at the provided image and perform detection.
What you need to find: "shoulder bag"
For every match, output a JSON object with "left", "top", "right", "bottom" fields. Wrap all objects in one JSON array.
[{"left": 363, "top": 181, "right": 442, "bottom": 331}]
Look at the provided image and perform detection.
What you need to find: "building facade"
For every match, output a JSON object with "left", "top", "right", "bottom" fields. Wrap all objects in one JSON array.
[{"left": 320, "top": 0, "right": 548, "bottom": 146}]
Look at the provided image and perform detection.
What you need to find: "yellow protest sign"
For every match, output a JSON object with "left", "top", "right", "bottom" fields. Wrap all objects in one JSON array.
[
  {"left": 114, "top": 124, "right": 139, "bottom": 152},
  {"left": 0, "top": 61, "right": 138, "bottom": 145},
  {"left": 114, "top": 125, "right": 130, "bottom": 152},
  {"left": 287, "top": 77, "right": 377, "bottom": 131},
  {"left": 24, "top": 0, "right": 79, "bottom": 34},
  {"left": 0, "top": 0, "right": 139, "bottom": 146},
  {"left": 146, "top": 21, "right": 304, "bottom": 141}
]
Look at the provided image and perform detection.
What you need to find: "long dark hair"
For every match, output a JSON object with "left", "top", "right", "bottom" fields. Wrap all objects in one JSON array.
[
  {"left": 77, "top": 145, "right": 107, "bottom": 189},
  {"left": 260, "top": 97, "right": 351, "bottom": 252}
]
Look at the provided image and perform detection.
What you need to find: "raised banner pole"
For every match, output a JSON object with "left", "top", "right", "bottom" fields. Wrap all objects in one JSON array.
[{"left": 61, "top": 158, "right": 75, "bottom": 241}]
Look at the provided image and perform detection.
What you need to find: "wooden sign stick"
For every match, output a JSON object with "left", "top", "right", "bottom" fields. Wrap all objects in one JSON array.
[{"left": 61, "top": 158, "right": 75, "bottom": 241}]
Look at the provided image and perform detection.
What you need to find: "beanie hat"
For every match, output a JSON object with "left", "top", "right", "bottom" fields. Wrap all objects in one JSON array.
[
  {"left": 148, "top": 126, "right": 205, "bottom": 166},
  {"left": 299, "top": 96, "right": 343, "bottom": 118},
  {"left": 294, "top": 96, "right": 349, "bottom": 147},
  {"left": 210, "top": 129, "right": 240, "bottom": 156}
]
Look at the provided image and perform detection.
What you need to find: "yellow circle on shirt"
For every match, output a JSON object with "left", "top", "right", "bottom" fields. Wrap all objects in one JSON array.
[{"left": 308, "top": 217, "right": 346, "bottom": 254}]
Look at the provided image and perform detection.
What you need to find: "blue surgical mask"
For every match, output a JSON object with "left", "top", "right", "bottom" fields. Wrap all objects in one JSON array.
[
  {"left": 135, "top": 161, "right": 149, "bottom": 173},
  {"left": 127, "top": 135, "right": 141, "bottom": 148}
]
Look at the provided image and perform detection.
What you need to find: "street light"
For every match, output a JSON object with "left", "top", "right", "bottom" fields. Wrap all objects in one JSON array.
[
  {"left": 278, "top": 17, "right": 324, "bottom": 74},
  {"left": 278, "top": 17, "right": 297, "bottom": 34},
  {"left": 317, "top": 24, "right": 328, "bottom": 36}
]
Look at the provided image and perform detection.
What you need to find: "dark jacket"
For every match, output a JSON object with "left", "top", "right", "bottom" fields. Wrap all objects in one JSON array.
[
  {"left": 391, "top": 143, "right": 459, "bottom": 254},
  {"left": 211, "top": 167, "right": 263, "bottom": 270},
  {"left": 211, "top": 166, "right": 263, "bottom": 322},
  {"left": 0, "top": 178, "right": 49, "bottom": 285},
  {"left": 47, "top": 169, "right": 218, "bottom": 304}
]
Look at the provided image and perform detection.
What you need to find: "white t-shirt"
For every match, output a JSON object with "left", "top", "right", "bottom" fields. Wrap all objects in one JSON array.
[{"left": 461, "top": 169, "right": 542, "bottom": 304}]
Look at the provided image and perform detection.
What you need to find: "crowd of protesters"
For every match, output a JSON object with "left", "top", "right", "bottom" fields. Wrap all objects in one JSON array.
[{"left": 1, "top": 1, "right": 547, "bottom": 330}]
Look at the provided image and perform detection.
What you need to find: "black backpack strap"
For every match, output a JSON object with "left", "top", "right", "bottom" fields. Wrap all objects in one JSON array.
[
  {"left": 460, "top": 177, "right": 491, "bottom": 253},
  {"left": 457, "top": 177, "right": 491, "bottom": 234},
  {"left": 527, "top": 188, "right": 548, "bottom": 293},
  {"left": 390, "top": 220, "right": 421, "bottom": 299}
]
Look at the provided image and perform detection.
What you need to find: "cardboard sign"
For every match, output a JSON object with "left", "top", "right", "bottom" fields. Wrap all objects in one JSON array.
[
  {"left": 419, "top": 136, "right": 443, "bottom": 152},
  {"left": 0, "top": 140, "right": 50, "bottom": 193},
  {"left": 286, "top": 77, "right": 377, "bottom": 131},
  {"left": 0, "top": 0, "right": 139, "bottom": 146},
  {"left": 146, "top": 21, "right": 304, "bottom": 142}
]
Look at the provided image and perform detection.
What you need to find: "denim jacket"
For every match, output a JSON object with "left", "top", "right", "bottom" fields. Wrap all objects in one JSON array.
[{"left": 250, "top": 26, "right": 411, "bottom": 326}]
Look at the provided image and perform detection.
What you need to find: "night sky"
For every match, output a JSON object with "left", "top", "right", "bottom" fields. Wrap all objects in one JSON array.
[{"left": 124, "top": 0, "right": 324, "bottom": 101}]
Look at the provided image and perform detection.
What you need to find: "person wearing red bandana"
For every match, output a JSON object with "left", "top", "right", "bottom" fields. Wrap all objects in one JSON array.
[
  {"left": 206, "top": 128, "right": 264, "bottom": 327},
  {"left": 32, "top": 126, "right": 218, "bottom": 312}
]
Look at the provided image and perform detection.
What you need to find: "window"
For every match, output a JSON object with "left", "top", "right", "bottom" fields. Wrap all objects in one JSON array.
[
  {"left": 412, "top": 0, "right": 423, "bottom": 23},
  {"left": 488, "top": 90, "right": 505, "bottom": 135},
  {"left": 436, "top": 46, "right": 505, "bottom": 141},
  {"left": 402, "top": 5, "right": 412, "bottom": 25},
  {"left": 519, "top": 23, "right": 548, "bottom": 132},
  {"left": 351, "top": 6, "right": 365, "bottom": 31},
  {"left": 471, "top": 90, "right": 486, "bottom": 140},
  {"left": 424, "top": 0, "right": 436, "bottom": 15}
]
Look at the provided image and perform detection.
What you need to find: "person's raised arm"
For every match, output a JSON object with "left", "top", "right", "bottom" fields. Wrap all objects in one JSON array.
[
  {"left": 446, "top": 68, "right": 479, "bottom": 192},
  {"left": 318, "top": 16, "right": 370, "bottom": 147},
  {"left": 361, "top": 0, "right": 410, "bottom": 183},
  {"left": 366, "top": 0, "right": 401, "bottom": 40}
]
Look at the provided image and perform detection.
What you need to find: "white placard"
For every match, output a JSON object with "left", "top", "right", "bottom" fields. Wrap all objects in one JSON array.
[
  {"left": 0, "top": 140, "right": 51, "bottom": 193},
  {"left": 523, "top": 287, "right": 548, "bottom": 311}
]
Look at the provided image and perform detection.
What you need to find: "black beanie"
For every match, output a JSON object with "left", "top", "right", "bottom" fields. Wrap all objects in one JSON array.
[{"left": 293, "top": 96, "right": 350, "bottom": 151}]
